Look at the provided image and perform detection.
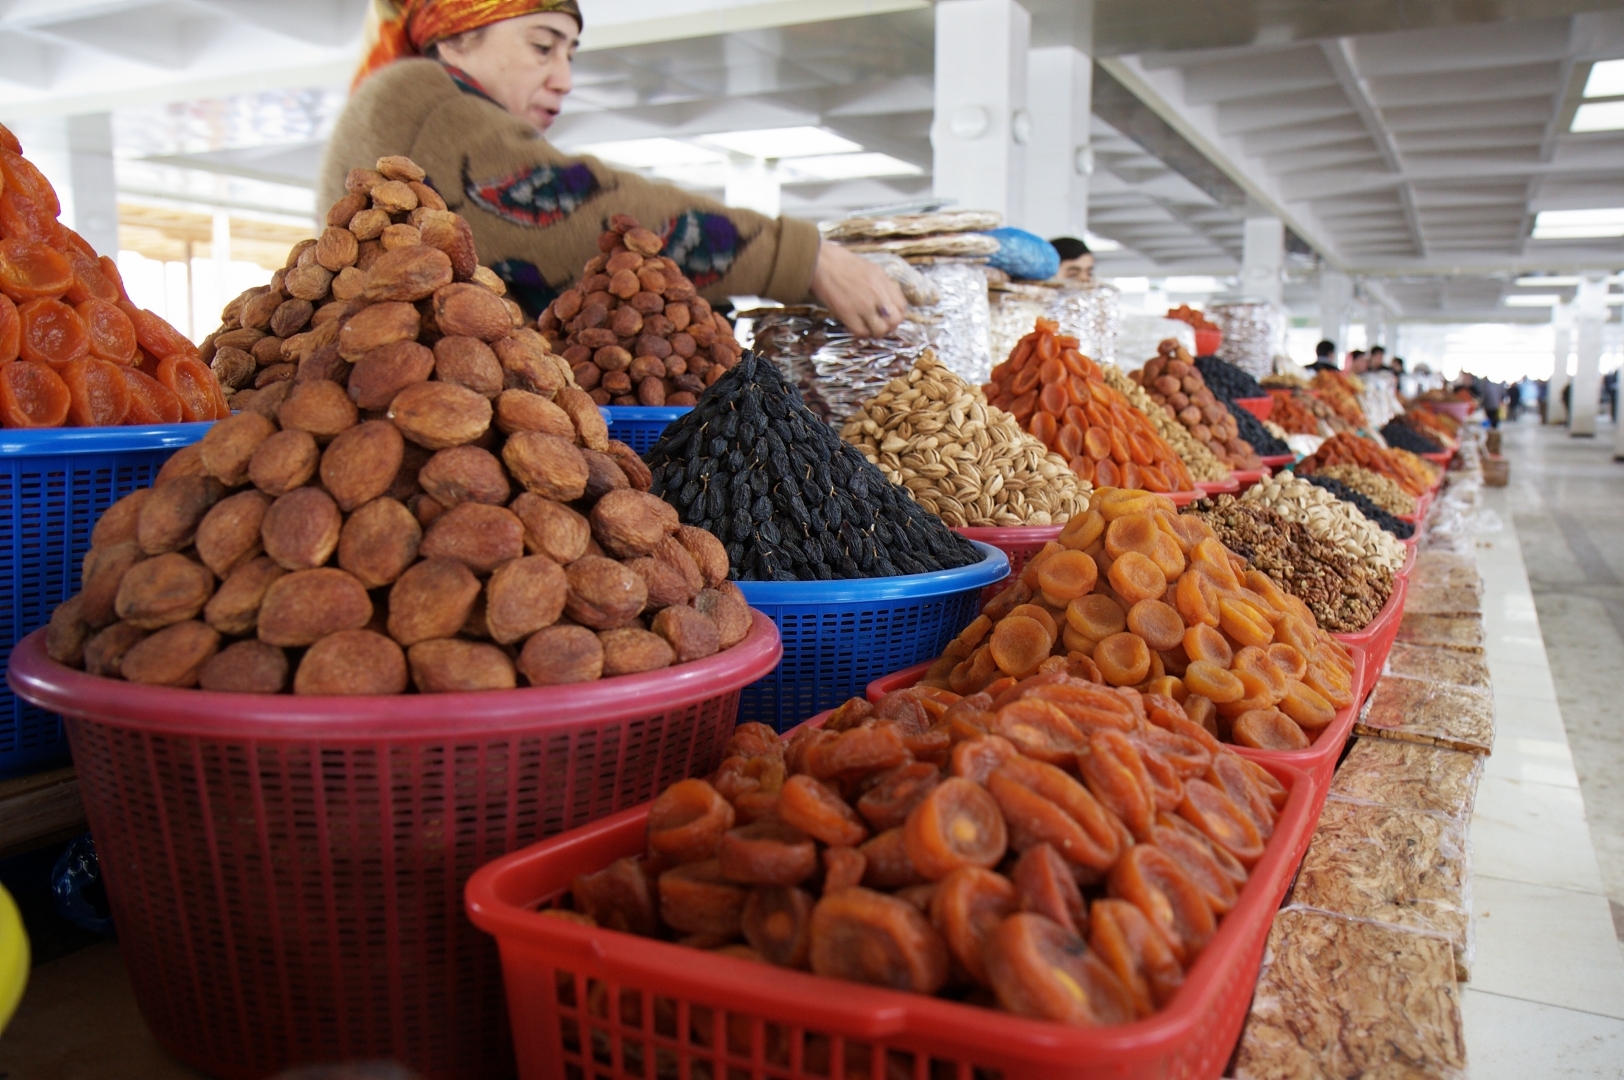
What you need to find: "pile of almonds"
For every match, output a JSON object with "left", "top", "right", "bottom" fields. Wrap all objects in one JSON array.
[
  {"left": 841, "top": 353, "right": 1091, "bottom": 527},
  {"left": 1130, "top": 342, "right": 1261, "bottom": 471},
  {"left": 205, "top": 155, "right": 523, "bottom": 413},
  {"left": 538, "top": 216, "right": 745, "bottom": 407},
  {"left": 42, "top": 156, "right": 755, "bottom": 695}
]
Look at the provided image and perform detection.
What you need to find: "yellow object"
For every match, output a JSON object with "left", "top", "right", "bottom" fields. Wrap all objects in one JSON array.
[{"left": 0, "top": 883, "right": 27, "bottom": 1034}]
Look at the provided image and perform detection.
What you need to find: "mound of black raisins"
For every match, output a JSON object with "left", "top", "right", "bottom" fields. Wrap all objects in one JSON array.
[
  {"left": 1194, "top": 355, "right": 1267, "bottom": 401},
  {"left": 1380, "top": 418, "right": 1443, "bottom": 454},
  {"left": 646, "top": 352, "right": 984, "bottom": 581},
  {"left": 1224, "top": 399, "right": 1291, "bottom": 457}
]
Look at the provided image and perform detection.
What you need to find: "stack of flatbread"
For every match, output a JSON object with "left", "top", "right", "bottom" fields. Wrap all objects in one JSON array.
[{"left": 823, "top": 210, "right": 1001, "bottom": 261}]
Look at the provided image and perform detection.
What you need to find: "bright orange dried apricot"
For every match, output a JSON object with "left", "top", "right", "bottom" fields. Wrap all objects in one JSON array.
[
  {"left": 1036, "top": 549, "right": 1098, "bottom": 606},
  {"left": 157, "top": 354, "right": 227, "bottom": 422},
  {"left": 1093, "top": 632, "right": 1151, "bottom": 687},
  {"left": 988, "top": 615, "right": 1053, "bottom": 677},
  {"left": 985, "top": 913, "right": 1136, "bottom": 1026},
  {"left": 1182, "top": 623, "right": 1233, "bottom": 668},
  {"left": 1183, "top": 694, "right": 1218, "bottom": 737},
  {"left": 949, "top": 733, "right": 1019, "bottom": 784},
  {"left": 1066, "top": 593, "right": 1126, "bottom": 641},
  {"left": 76, "top": 298, "right": 137, "bottom": 365},
  {"left": 1267, "top": 642, "right": 1308, "bottom": 681},
  {"left": 0, "top": 294, "right": 18, "bottom": 363},
  {"left": 1089, "top": 898, "right": 1185, "bottom": 1017},
  {"left": 1107, "top": 551, "right": 1166, "bottom": 605},
  {"left": 0, "top": 358, "right": 70, "bottom": 427},
  {"left": 1149, "top": 823, "right": 1238, "bottom": 916},
  {"left": 59, "top": 358, "right": 130, "bottom": 426},
  {"left": 1127, "top": 599, "right": 1184, "bottom": 651},
  {"left": 1278, "top": 678, "right": 1336, "bottom": 731},
  {"left": 1107, "top": 844, "right": 1215, "bottom": 964},
  {"left": 1218, "top": 597, "right": 1274, "bottom": 648},
  {"left": 992, "top": 698, "right": 1086, "bottom": 763},
  {"left": 1006, "top": 603, "right": 1058, "bottom": 641},
  {"left": 1011, "top": 842, "right": 1087, "bottom": 936},
  {"left": 1231, "top": 707, "right": 1311, "bottom": 750},
  {"left": 121, "top": 367, "right": 184, "bottom": 425},
  {"left": 1231, "top": 646, "right": 1288, "bottom": 698},
  {"left": 17, "top": 298, "right": 88, "bottom": 365},
  {"left": 1177, "top": 779, "right": 1265, "bottom": 866},
  {"left": 1104, "top": 512, "right": 1158, "bottom": 561},
  {"left": 1058, "top": 508, "right": 1104, "bottom": 551},
  {"left": 0, "top": 237, "right": 72, "bottom": 302},
  {"left": 1183, "top": 660, "right": 1245, "bottom": 704}
]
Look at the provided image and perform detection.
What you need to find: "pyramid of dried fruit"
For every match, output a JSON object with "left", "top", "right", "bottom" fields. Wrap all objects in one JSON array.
[
  {"left": 0, "top": 122, "right": 228, "bottom": 427},
  {"left": 562, "top": 679, "right": 1290, "bottom": 1026},
  {"left": 537, "top": 217, "right": 745, "bottom": 407},
  {"left": 42, "top": 156, "right": 755, "bottom": 694},
  {"left": 645, "top": 352, "right": 983, "bottom": 581},
  {"left": 1130, "top": 341, "right": 1262, "bottom": 471},
  {"left": 918, "top": 487, "right": 1359, "bottom": 752},
  {"left": 984, "top": 320, "right": 1195, "bottom": 493},
  {"left": 840, "top": 352, "right": 1092, "bottom": 527}
]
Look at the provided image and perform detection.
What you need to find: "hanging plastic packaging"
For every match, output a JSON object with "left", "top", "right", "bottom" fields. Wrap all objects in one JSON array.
[
  {"left": 988, "top": 285, "right": 1053, "bottom": 372},
  {"left": 1047, "top": 282, "right": 1121, "bottom": 365},
  {"left": 1210, "top": 300, "right": 1284, "bottom": 380},
  {"left": 746, "top": 306, "right": 930, "bottom": 427},
  {"left": 911, "top": 261, "right": 993, "bottom": 385}
]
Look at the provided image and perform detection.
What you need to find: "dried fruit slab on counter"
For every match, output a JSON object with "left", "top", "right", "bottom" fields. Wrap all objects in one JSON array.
[
  {"left": 1232, "top": 907, "right": 1465, "bottom": 1080},
  {"left": 1290, "top": 798, "right": 1471, "bottom": 974},
  {"left": 1329, "top": 738, "right": 1484, "bottom": 822},
  {"left": 1395, "top": 613, "right": 1485, "bottom": 654},
  {"left": 1354, "top": 674, "right": 1494, "bottom": 755},
  {"left": 1411, "top": 551, "right": 1483, "bottom": 593},
  {"left": 1402, "top": 585, "right": 1482, "bottom": 618},
  {"left": 1383, "top": 643, "right": 1491, "bottom": 691}
]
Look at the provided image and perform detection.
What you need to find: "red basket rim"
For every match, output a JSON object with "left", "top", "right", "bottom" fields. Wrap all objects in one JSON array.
[
  {"left": 1166, "top": 489, "right": 1204, "bottom": 507},
  {"left": 1258, "top": 453, "right": 1295, "bottom": 468},
  {"left": 953, "top": 524, "right": 1064, "bottom": 544},
  {"left": 1334, "top": 549, "right": 1415, "bottom": 647},
  {"left": 465, "top": 761, "right": 1318, "bottom": 1069},
  {"left": 1195, "top": 477, "right": 1241, "bottom": 495},
  {"left": 6, "top": 612, "right": 782, "bottom": 739},
  {"left": 1230, "top": 468, "right": 1270, "bottom": 484}
]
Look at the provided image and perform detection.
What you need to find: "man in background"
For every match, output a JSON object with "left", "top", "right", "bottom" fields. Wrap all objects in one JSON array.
[
  {"left": 1310, "top": 339, "right": 1339, "bottom": 371},
  {"left": 1050, "top": 237, "right": 1094, "bottom": 284}
]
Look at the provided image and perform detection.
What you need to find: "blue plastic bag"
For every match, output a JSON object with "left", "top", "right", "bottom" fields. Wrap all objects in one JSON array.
[
  {"left": 52, "top": 834, "right": 114, "bottom": 936},
  {"left": 984, "top": 228, "right": 1060, "bottom": 282}
]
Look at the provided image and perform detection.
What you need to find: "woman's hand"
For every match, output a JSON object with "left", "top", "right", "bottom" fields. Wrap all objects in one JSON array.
[{"left": 809, "top": 240, "right": 909, "bottom": 338}]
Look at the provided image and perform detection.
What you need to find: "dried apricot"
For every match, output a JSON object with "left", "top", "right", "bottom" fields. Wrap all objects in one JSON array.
[
  {"left": 1058, "top": 508, "right": 1104, "bottom": 551},
  {"left": 0, "top": 294, "right": 17, "bottom": 363},
  {"left": 903, "top": 777, "right": 1007, "bottom": 880},
  {"left": 1181, "top": 623, "right": 1232, "bottom": 668},
  {"left": 742, "top": 886, "right": 815, "bottom": 968},
  {"left": 648, "top": 778, "right": 735, "bottom": 864},
  {"left": 158, "top": 354, "right": 228, "bottom": 422},
  {"left": 992, "top": 698, "right": 1086, "bottom": 763},
  {"left": 573, "top": 856, "right": 658, "bottom": 936},
  {"left": 858, "top": 827, "right": 927, "bottom": 890},
  {"left": 988, "top": 615, "right": 1052, "bottom": 677},
  {"left": 659, "top": 860, "right": 746, "bottom": 938},
  {"left": 1206, "top": 754, "right": 1279, "bottom": 840},
  {"left": 1174, "top": 568, "right": 1220, "bottom": 629},
  {"left": 1088, "top": 899, "right": 1184, "bottom": 1017},
  {"left": 1107, "top": 551, "right": 1166, "bottom": 605},
  {"left": 717, "top": 819, "right": 817, "bottom": 886},
  {"left": 1177, "top": 779, "right": 1265, "bottom": 866},
  {"left": 822, "top": 847, "right": 866, "bottom": 893},
  {"left": 809, "top": 887, "right": 949, "bottom": 994},
  {"left": 1005, "top": 604, "right": 1058, "bottom": 642},
  {"left": 803, "top": 723, "right": 910, "bottom": 782},
  {"left": 1107, "top": 844, "right": 1215, "bottom": 964},
  {"left": 856, "top": 762, "right": 941, "bottom": 832},
  {"left": 1148, "top": 822, "right": 1238, "bottom": 916},
  {"left": 984, "top": 913, "right": 1135, "bottom": 1026},
  {"left": 778, "top": 774, "right": 868, "bottom": 847},
  {"left": 120, "top": 303, "right": 196, "bottom": 363},
  {"left": 0, "top": 359, "right": 70, "bottom": 427},
  {"left": 1278, "top": 678, "right": 1336, "bottom": 731},
  {"left": 1036, "top": 550, "right": 1097, "bottom": 606},
  {"left": 1267, "top": 642, "right": 1308, "bottom": 681},
  {"left": 929, "top": 865, "right": 1016, "bottom": 985},
  {"left": 1066, "top": 593, "right": 1126, "bottom": 642},
  {"left": 76, "top": 299, "right": 136, "bottom": 364},
  {"left": 1126, "top": 599, "right": 1184, "bottom": 652},
  {"left": 121, "top": 367, "right": 183, "bottom": 425},
  {"left": 1078, "top": 730, "right": 1155, "bottom": 840},
  {"left": 18, "top": 299, "right": 88, "bottom": 365},
  {"left": 1093, "top": 632, "right": 1150, "bottom": 687},
  {"left": 1218, "top": 597, "right": 1273, "bottom": 649},
  {"left": 1183, "top": 660, "right": 1245, "bottom": 704},
  {"left": 1011, "top": 843, "right": 1087, "bottom": 937},
  {"left": 0, "top": 237, "right": 72, "bottom": 302},
  {"left": 986, "top": 757, "right": 1122, "bottom": 871},
  {"left": 1231, "top": 708, "right": 1311, "bottom": 750},
  {"left": 949, "top": 734, "right": 1019, "bottom": 784},
  {"left": 58, "top": 358, "right": 129, "bottom": 426}
]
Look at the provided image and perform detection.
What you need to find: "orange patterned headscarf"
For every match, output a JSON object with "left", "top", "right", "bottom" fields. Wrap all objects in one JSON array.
[{"left": 355, "top": 0, "right": 582, "bottom": 87}]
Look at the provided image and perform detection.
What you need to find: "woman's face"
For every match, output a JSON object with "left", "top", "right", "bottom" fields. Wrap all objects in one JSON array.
[{"left": 437, "top": 12, "right": 579, "bottom": 133}]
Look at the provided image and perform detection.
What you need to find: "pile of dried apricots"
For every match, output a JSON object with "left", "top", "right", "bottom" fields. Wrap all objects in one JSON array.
[
  {"left": 983, "top": 320, "right": 1195, "bottom": 494},
  {"left": 0, "top": 122, "right": 228, "bottom": 427},
  {"left": 921, "top": 487, "right": 1358, "bottom": 752},
  {"left": 564, "top": 678, "right": 1289, "bottom": 1026}
]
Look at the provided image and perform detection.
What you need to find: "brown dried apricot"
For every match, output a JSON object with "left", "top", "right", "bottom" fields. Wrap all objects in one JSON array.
[
  {"left": 485, "top": 555, "right": 567, "bottom": 644},
  {"left": 649, "top": 604, "right": 719, "bottom": 662},
  {"left": 294, "top": 629, "right": 409, "bottom": 694},
  {"left": 717, "top": 819, "right": 817, "bottom": 886},
  {"left": 984, "top": 912, "right": 1135, "bottom": 1026},
  {"left": 659, "top": 860, "right": 746, "bottom": 938},
  {"left": 319, "top": 420, "right": 404, "bottom": 511},
  {"left": 198, "top": 639, "right": 289, "bottom": 694},
  {"left": 854, "top": 762, "right": 939, "bottom": 832},
  {"left": 809, "top": 887, "right": 949, "bottom": 994},
  {"left": 420, "top": 502, "right": 525, "bottom": 574},
  {"left": 573, "top": 856, "right": 658, "bottom": 937},
  {"left": 511, "top": 493, "right": 591, "bottom": 564},
  {"left": 114, "top": 552, "right": 214, "bottom": 629},
  {"left": 1231, "top": 707, "right": 1311, "bottom": 750},
  {"left": 1011, "top": 842, "right": 1087, "bottom": 937},
  {"left": 858, "top": 827, "right": 927, "bottom": 889},
  {"left": 742, "top": 886, "right": 815, "bottom": 968},
  {"left": 1088, "top": 898, "right": 1184, "bottom": 1017},
  {"left": 517, "top": 623, "right": 603, "bottom": 684},
  {"left": 195, "top": 489, "right": 270, "bottom": 577},
  {"left": 261, "top": 487, "right": 342, "bottom": 570},
  {"left": 387, "top": 556, "right": 480, "bottom": 645},
  {"left": 929, "top": 865, "right": 1017, "bottom": 985},
  {"left": 1107, "top": 844, "right": 1215, "bottom": 965},
  {"left": 598, "top": 626, "right": 675, "bottom": 676},
  {"left": 336, "top": 497, "right": 421, "bottom": 588},
  {"left": 120, "top": 620, "right": 219, "bottom": 687},
  {"left": 202, "top": 557, "right": 284, "bottom": 636},
  {"left": 649, "top": 779, "right": 736, "bottom": 864},
  {"left": 1177, "top": 779, "right": 1265, "bottom": 866},
  {"left": 257, "top": 568, "right": 372, "bottom": 647},
  {"left": 903, "top": 777, "right": 1007, "bottom": 880}
]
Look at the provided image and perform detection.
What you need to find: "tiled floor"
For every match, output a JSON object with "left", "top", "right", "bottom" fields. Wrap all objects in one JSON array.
[{"left": 1461, "top": 418, "right": 1624, "bottom": 1077}]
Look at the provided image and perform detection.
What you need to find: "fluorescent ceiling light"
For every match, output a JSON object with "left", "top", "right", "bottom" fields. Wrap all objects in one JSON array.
[
  {"left": 1162, "top": 276, "right": 1223, "bottom": 293},
  {"left": 648, "top": 162, "right": 728, "bottom": 189},
  {"left": 1570, "top": 101, "right": 1624, "bottom": 132},
  {"left": 1513, "top": 275, "right": 1580, "bottom": 287},
  {"left": 699, "top": 127, "right": 862, "bottom": 159},
  {"left": 1110, "top": 277, "right": 1151, "bottom": 293},
  {"left": 1531, "top": 208, "right": 1624, "bottom": 239},
  {"left": 1584, "top": 58, "right": 1624, "bottom": 98},
  {"left": 573, "top": 138, "right": 723, "bottom": 169},
  {"left": 1504, "top": 294, "right": 1560, "bottom": 307},
  {"left": 1083, "top": 231, "right": 1122, "bottom": 252},
  {"left": 779, "top": 153, "right": 921, "bottom": 183}
]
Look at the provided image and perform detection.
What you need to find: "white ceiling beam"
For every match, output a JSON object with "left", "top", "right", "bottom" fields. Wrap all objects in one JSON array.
[
  {"left": 1213, "top": 88, "right": 1358, "bottom": 135},
  {"left": 576, "top": 0, "right": 929, "bottom": 53},
  {"left": 1178, "top": 45, "right": 1333, "bottom": 105},
  {"left": 1365, "top": 61, "right": 1563, "bottom": 108},
  {"left": 1320, "top": 37, "right": 1425, "bottom": 258}
]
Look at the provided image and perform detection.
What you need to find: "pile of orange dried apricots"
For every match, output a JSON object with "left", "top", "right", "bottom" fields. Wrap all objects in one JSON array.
[
  {"left": 562, "top": 678, "right": 1289, "bottom": 1026},
  {"left": 0, "top": 122, "right": 228, "bottom": 427},
  {"left": 923, "top": 487, "right": 1357, "bottom": 752},
  {"left": 983, "top": 320, "right": 1195, "bottom": 494}
]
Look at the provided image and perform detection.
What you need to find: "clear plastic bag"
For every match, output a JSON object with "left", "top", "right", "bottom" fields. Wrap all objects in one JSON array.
[
  {"left": 1210, "top": 300, "right": 1283, "bottom": 380},
  {"left": 1047, "top": 282, "right": 1120, "bottom": 365},
  {"left": 744, "top": 306, "right": 930, "bottom": 427},
  {"left": 1116, "top": 315, "right": 1195, "bottom": 373},
  {"left": 912, "top": 261, "right": 993, "bottom": 385},
  {"left": 988, "top": 287, "right": 1051, "bottom": 374}
]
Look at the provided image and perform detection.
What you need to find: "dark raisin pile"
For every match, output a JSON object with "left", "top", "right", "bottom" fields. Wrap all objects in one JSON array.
[
  {"left": 1380, "top": 418, "right": 1443, "bottom": 454},
  {"left": 646, "top": 353, "right": 984, "bottom": 581},
  {"left": 1193, "top": 355, "right": 1268, "bottom": 401},
  {"left": 1224, "top": 399, "right": 1291, "bottom": 457},
  {"left": 1296, "top": 474, "right": 1415, "bottom": 539}
]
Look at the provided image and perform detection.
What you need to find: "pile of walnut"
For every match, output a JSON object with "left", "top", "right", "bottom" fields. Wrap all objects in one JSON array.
[
  {"left": 41, "top": 156, "right": 755, "bottom": 695},
  {"left": 1129, "top": 342, "right": 1262, "bottom": 472},
  {"left": 205, "top": 155, "right": 523, "bottom": 413},
  {"left": 538, "top": 216, "right": 744, "bottom": 407},
  {"left": 559, "top": 682, "right": 1289, "bottom": 1027}
]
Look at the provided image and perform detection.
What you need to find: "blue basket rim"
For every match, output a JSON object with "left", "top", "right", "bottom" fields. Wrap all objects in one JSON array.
[
  {"left": 0, "top": 422, "right": 213, "bottom": 456},
  {"left": 734, "top": 540, "right": 1008, "bottom": 603},
  {"left": 603, "top": 405, "right": 695, "bottom": 420}
]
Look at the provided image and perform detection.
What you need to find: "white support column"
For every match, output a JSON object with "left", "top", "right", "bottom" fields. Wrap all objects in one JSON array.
[
  {"left": 1240, "top": 216, "right": 1283, "bottom": 308},
  {"left": 1549, "top": 301, "right": 1572, "bottom": 425},
  {"left": 932, "top": 0, "right": 1030, "bottom": 225},
  {"left": 1024, "top": 45, "right": 1091, "bottom": 241},
  {"left": 1318, "top": 269, "right": 1352, "bottom": 359},
  {"left": 1571, "top": 274, "right": 1606, "bottom": 436},
  {"left": 66, "top": 113, "right": 118, "bottom": 257}
]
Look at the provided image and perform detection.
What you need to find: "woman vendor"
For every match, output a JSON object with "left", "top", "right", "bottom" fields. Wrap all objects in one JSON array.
[{"left": 321, "top": 0, "right": 907, "bottom": 337}]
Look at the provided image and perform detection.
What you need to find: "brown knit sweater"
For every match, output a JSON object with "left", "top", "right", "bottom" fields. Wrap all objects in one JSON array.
[{"left": 319, "top": 59, "right": 822, "bottom": 315}]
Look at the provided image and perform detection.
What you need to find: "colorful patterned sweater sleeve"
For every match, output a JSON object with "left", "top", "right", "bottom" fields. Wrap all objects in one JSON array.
[{"left": 318, "top": 59, "right": 821, "bottom": 315}]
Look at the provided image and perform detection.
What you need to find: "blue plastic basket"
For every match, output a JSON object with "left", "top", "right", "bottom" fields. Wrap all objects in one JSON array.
[
  {"left": 0, "top": 423, "right": 211, "bottom": 777},
  {"left": 734, "top": 541, "right": 1008, "bottom": 731},
  {"left": 604, "top": 406, "right": 692, "bottom": 454}
]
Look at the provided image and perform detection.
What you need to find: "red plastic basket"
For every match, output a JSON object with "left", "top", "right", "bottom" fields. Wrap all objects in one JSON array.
[
  {"left": 1167, "top": 489, "right": 1204, "bottom": 507},
  {"left": 1333, "top": 548, "right": 1414, "bottom": 700},
  {"left": 465, "top": 762, "right": 1317, "bottom": 1080},
  {"left": 1195, "top": 476, "right": 1241, "bottom": 496},
  {"left": 1194, "top": 327, "right": 1222, "bottom": 356},
  {"left": 1259, "top": 453, "right": 1295, "bottom": 469},
  {"left": 1421, "top": 450, "right": 1452, "bottom": 467},
  {"left": 953, "top": 525, "right": 1060, "bottom": 598},
  {"left": 1233, "top": 396, "right": 1273, "bottom": 422},
  {"left": 1230, "top": 468, "right": 1270, "bottom": 490},
  {"left": 866, "top": 648, "right": 1362, "bottom": 798},
  {"left": 6, "top": 615, "right": 782, "bottom": 1080}
]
